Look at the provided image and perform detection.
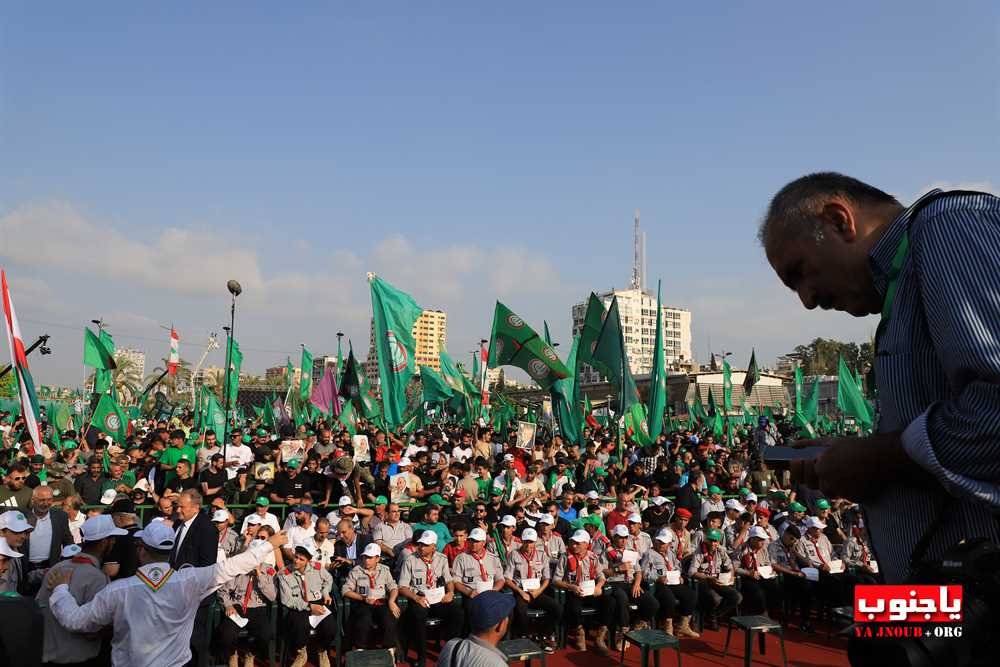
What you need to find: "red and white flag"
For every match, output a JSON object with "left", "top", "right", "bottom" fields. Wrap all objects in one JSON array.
[
  {"left": 168, "top": 328, "right": 179, "bottom": 375},
  {"left": 1, "top": 269, "right": 41, "bottom": 455},
  {"left": 478, "top": 340, "right": 489, "bottom": 407}
]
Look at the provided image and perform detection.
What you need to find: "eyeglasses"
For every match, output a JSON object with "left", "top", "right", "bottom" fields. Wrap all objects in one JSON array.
[{"left": 10, "top": 476, "right": 26, "bottom": 482}]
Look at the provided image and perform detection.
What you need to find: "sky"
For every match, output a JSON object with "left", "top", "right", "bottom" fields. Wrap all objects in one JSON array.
[{"left": 1, "top": 1, "right": 998, "bottom": 387}]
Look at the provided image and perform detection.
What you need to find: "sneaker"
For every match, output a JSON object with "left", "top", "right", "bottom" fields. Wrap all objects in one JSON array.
[{"left": 543, "top": 637, "right": 556, "bottom": 654}]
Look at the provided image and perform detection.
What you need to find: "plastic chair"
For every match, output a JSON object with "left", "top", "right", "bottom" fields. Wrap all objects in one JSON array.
[
  {"left": 618, "top": 628, "right": 681, "bottom": 667},
  {"left": 722, "top": 615, "right": 787, "bottom": 667}
]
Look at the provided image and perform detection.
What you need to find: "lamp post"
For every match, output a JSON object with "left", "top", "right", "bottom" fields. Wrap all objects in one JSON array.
[{"left": 222, "top": 280, "right": 242, "bottom": 465}]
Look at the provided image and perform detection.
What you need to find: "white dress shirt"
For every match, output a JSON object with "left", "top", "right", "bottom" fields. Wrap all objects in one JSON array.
[
  {"left": 173, "top": 516, "right": 196, "bottom": 555},
  {"left": 49, "top": 541, "right": 273, "bottom": 667},
  {"left": 29, "top": 512, "right": 53, "bottom": 563},
  {"left": 240, "top": 512, "right": 281, "bottom": 535}
]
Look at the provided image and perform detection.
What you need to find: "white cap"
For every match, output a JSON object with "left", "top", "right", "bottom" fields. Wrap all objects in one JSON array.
[
  {"left": 294, "top": 541, "right": 317, "bottom": 557},
  {"left": 399, "top": 457, "right": 412, "bottom": 466},
  {"left": 627, "top": 512, "right": 642, "bottom": 523},
  {"left": 246, "top": 514, "right": 264, "bottom": 526},
  {"left": 362, "top": 543, "right": 381, "bottom": 558},
  {"left": 211, "top": 509, "right": 230, "bottom": 523},
  {"left": 81, "top": 515, "right": 128, "bottom": 541},
  {"left": 758, "top": 499, "right": 770, "bottom": 510},
  {"left": 469, "top": 528, "right": 488, "bottom": 541},
  {"left": 417, "top": 531, "right": 438, "bottom": 545},
  {"left": 585, "top": 490, "right": 599, "bottom": 500},
  {"left": 499, "top": 515, "right": 517, "bottom": 527},
  {"left": 338, "top": 496, "right": 353, "bottom": 507},
  {"left": 725, "top": 499, "right": 746, "bottom": 512},
  {"left": 655, "top": 528, "right": 675, "bottom": 544},
  {"left": 650, "top": 496, "right": 668, "bottom": 507},
  {"left": 521, "top": 528, "right": 538, "bottom": 542},
  {"left": 570, "top": 529, "right": 591, "bottom": 543},
  {"left": 804, "top": 516, "right": 827, "bottom": 530},
  {"left": 100, "top": 489, "right": 118, "bottom": 505},
  {"left": 612, "top": 524, "right": 629, "bottom": 538},
  {"left": 135, "top": 522, "right": 176, "bottom": 550},
  {"left": 537, "top": 514, "right": 554, "bottom": 525},
  {"left": 745, "top": 493, "right": 758, "bottom": 503},
  {"left": 61, "top": 544, "right": 82, "bottom": 558},
  {"left": 0, "top": 537, "right": 22, "bottom": 558},
  {"left": 133, "top": 478, "right": 152, "bottom": 493},
  {"left": 0, "top": 510, "right": 32, "bottom": 533},
  {"left": 748, "top": 526, "right": 769, "bottom": 540},
  {"left": 503, "top": 453, "right": 514, "bottom": 462}
]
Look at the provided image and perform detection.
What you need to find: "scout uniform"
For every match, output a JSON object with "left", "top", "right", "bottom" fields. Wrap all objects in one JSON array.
[
  {"left": 399, "top": 549, "right": 462, "bottom": 667},
  {"left": 554, "top": 548, "right": 612, "bottom": 632},
  {"left": 453, "top": 550, "right": 505, "bottom": 593},
  {"left": 38, "top": 552, "right": 110, "bottom": 664},
  {"left": 538, "top": 530, "right": 566, "bottom": 577},
  {"left": 504, "top": 539, "right": 561, "bottom": 641},
  {"left": 217, "top": 525, "right": 240, "bottom": 559},
  {"left": 277, "top": 559, "right": 337, "bottom": 656},
  {"left": 624, "top": 530, "right": 653, "bottom": 560},
  {"left": 216, "top": 565, "right": 277, "bottom": 661},
  {"left": 342, "top": 562, "right": 398, "bottom": 650},
  {"left": 735, "top": 536, "right": 783, "bottom": 615},
  {"left": 640, "top": 542, "right": 698, "bottom": 635},
  {"left": 768, "top": 535, "right": 815, "bottom": 629},
  {"left": 604, "top": 529, "right": 658, "bottom": 632},
  {"left": 687, "top": 539, "right": 742, "bottom": 624}
]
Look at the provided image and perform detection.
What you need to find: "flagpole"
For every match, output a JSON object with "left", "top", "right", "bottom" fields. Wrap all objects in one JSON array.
[{"left": 222, "top": 280, "right": 242, "bottom": 465}]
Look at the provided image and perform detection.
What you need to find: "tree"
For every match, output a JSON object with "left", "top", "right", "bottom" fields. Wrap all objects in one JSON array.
[
  {"left": 145, "top": 357, "right": 193, "bottom": 405},
  {"left": 0, "top": 373, "right": 14, "bottom": 398},
  {"left": 781, "top": 338, "right": 874, "bottom": 376}
]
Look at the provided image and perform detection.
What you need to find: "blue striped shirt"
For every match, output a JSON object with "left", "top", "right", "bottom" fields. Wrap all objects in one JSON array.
[{"left": 867, "top": 188, "right": 1000, "bottom": 583}]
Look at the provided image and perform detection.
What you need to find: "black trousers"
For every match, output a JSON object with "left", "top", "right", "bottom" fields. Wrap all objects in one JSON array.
[
  {"left": 782, "top": 574, "right": 814, "bottom": 622},
  {"left": 819, "top": 571, "right": 850, "bottom": 606},
  {"left": 738, "top": 576, "right": 784, "bottom": 615},
  {"left": 563, "top": 592, "right": 612, "bottom": 629},
  {"left": 215, "top": 606, "right": 271, "bottom": 658},
  {"left": 697, "top": 582, "right": 742, "bottom": 617},
  {"left": 348, "top": 602, "right": 398, "bottom": 651},
  {"left": 186, "top": 601, "right": 212, "bottom": 667},
  {"left": 512, "top": 592, "right": 562, "bottom": 636},
  {"left": 401, "top": 600, "right": 462, "bottom": 667},
  {"left": 284, "top": 607, "right": 339, "bottom": 652},
  {"left": 608, "top": 581, "right": 658, "bottom": 628},
  {"left": 650, "top": 582, "right": 697, "bottom": 618}
]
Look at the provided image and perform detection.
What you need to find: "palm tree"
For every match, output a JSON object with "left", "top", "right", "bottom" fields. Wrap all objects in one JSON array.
[
  {"left": 202, "top": 368, "right": 227, "bottom": 401},
  {"left": 145, "top": 357, "right": 194, "bottom": 405},
  {"left": 111, "top": 354, "right": 143, "bottom": 404}
]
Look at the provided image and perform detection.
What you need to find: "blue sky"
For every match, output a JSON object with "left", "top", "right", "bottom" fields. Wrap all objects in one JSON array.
[{"left": 2, "top": 1, "right": 998, "bottom": 385}]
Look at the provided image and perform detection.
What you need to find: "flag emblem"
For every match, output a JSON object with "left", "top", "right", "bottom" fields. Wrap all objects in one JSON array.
[
  {"left": 386, "top": 331, "right": 408, "bottom": 373},
  {"left": 542, "top": 346, "right": 558, "bottom": 362},
  {"left": 506, "top": 314, "right": 525, "bottom": 328},
  {"left": 528, "top": 359, "right": 549, "bottom": 379},
  {"left": 495, "top": 339, "right": 504, "bottom": 358},
  {"left": 214, "top": 412, "right": 225, "bottom": 427},
  {"left": 103, "top": 413, "right": 121, "bottom": 432}
]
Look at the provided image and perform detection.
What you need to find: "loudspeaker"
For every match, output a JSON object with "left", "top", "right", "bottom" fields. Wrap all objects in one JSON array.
[{"left": 0, "top": 594, "right": 42, "bottom": 666}]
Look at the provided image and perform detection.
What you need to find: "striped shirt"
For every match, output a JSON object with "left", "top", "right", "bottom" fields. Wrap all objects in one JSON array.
[{"left": 868, "top": 188, "right": 1000, "bottom": 583}]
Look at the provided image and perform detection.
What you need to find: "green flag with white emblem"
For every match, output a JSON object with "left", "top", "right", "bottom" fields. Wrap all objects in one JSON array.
[
  {"left": 647, "top": 281, "right": 667, "bottom": 440},
  {"left": 369, "top": 276, "right": 423, "bottom": 428},
  {"left": 90, "top": 393, "right": 127, "bottom": 445},
  {"left": 300, "top": 346, "right": 313, "bottom": 402},
  {"left": 487, "top": 301, "right": 569, "bottom": 391}
]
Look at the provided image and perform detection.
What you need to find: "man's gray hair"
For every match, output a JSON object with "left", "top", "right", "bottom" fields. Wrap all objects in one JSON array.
[
  {"left": 179, "top": 489, "right": 203, "bottom": 506},
  {"left": 758, "top": 172, "right": 899, "bottom": 249}
]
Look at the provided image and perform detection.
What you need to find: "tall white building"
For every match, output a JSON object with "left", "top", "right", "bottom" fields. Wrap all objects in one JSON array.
[
  {"left": 571, "top": 288, "right": 693, "bottom": 384},
  {"left": 365, "top": 309, "right": 448, "bottom": 387},
  {"left": 115, "top": 348, "right": 146, "bottom": 379}
]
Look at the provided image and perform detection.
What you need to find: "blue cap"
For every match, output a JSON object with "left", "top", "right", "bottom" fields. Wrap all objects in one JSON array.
[
  {"left": 468, "top": 591, "right": 515, "bottom": 633},
  {"left": 291, "top": 504, "right": 313, "bottom": 514}
]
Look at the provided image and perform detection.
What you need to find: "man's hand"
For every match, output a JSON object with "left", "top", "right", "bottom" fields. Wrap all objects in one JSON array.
[
  {"left": 390, "top": 601, "right": 401, "bottom": 618},
  {"left": 47, "top": 568, "right": 73, "bottom": 590},
  {"left": 323, "top": 595, "right": 332, "bottom": 605},
  {"left": 519, "top": 590, "right": 531, "bottom": 602},
  {"left": 442, "top": 591, "right": 454, "bottom": 604},
  {"left": 225, "top": 606, "right": 237, "bottom": 617},
  {"left": 630, "top": 581, "right": 642, "bottom": 599},
  {"left": 309, "top": 603, "right": 327, "bottom": 615},
  {"left": 268, "top": 532, "right": 289, "bottom": 549}
]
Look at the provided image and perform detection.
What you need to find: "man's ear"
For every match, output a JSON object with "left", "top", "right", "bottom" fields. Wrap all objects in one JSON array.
[{"left": 821, "top": 199, "right": 857, "bottom": 242}]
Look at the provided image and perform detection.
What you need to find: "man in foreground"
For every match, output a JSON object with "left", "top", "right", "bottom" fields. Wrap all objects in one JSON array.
[
  {"left": 45, "top": 521, "right": 288, "bottom": 667},
  {"left": 436, "top": 591, "right": 514, "bottom": 667}
]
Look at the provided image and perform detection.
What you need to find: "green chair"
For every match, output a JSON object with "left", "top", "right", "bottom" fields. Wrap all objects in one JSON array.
[
  {"left": 618, "top": 628, "right": 681, "bottom": 667},
  {"left": 498, "top": 638, "right": 546, "bottom": 667},
  {"left": 345, "top": 649, "right": 394, "bottom": 667},
  {"left": 722, "top": 615, "right": 787, "bottom": 667}
]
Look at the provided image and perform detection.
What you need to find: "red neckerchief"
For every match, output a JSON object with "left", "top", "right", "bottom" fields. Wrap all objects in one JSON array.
[
  {"left": 701, "top": 542, "right": 716, "bottom": 574},
  {"left": 521, "top": 546, "right": 536, "bottom": 579},
  {"left": 810, "top": 537, "right": 827, "bottom": 566},
  {"left": 657, "top": 548, "right": 673, "bottom": 571},
  {"left": 470, "top": 549, "right": 490, "bottom": 581},
  {"left": 420, "top": 555, "right": 436, "bottom": 587},
  {"left": 629, "top": 534, "right": 639, "bottom": 551},
  {"left": 541, "top": 534, "right": 553, "bottom": 559},
  {"left": 365, "top": 566, "right": 385, "bottom": 605},
  {"left": 296, "top": 568, "right": 308, "bottom": 598},
  {"left": 218, "top": 528, "right": 228, "bottom": 544},
  {"left": 241, "top": 574, "right": 255, "bottom": 614},
  {"left": 568, "top": 553, "right": 597, "bottom": 583},
  {"left": 741, "top": 547, "right": 757, "bottom": 571},
  {"left": 71, "top": 555, "right": 96, "bottom": 567}
]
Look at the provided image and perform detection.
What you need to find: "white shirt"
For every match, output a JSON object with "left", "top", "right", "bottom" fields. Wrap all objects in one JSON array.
[
  {"left": 68, "top": 512, "right": 86, "bottom": 544},
  {"left": 196, "top": 446, "right": 221, "bottom": 472},
  {"left": 451, "top": 446, "right": 473, "bottom": 463},
  {"left": 49, "top": 541, "right": 272, "bottom": 667},
  {"left": 224, "top": 445, "right": 254, "bottom": 479},
  {"left": 30, "top": 512, "right": 53, "bottom": 563},
  {"left": 174, "top": 516, "right": 196, "bottom": 554},
  {"left": 286, "top": 523, "right": 316, "bottom": 547},
  {"left": 240, "top": 512, "right": 280, "bottom": 535}
]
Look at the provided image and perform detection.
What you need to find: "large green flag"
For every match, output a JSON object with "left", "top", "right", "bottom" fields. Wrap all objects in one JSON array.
[
  {"left": 551, "top": 335, "right": 582, "bottom": 446},
  {"left": 626, "top": 401, "right": 653, "bottom": 446},
  {"left": 90, "top": 393, "right": 127, "bottom": 445},
  {"left": 83, "top": 327, "right": 116, "bottom": 370},
  {"left": 92, "top": 330, "right": 116, "bottom": 395},
  {"left": 226, "top": 339, "right": 243, "bottom": 406},
  {"left": 592, "top": 297, "right": 640, "bottom": 412},
  {"left": 802, "top": 376, "right": 820, "bottom": 424},
  {"left": 837, "top": 356, "right": 873, "bottom": 429},
  {"left": 262, "top": 393, "right": 276, "bottom": 430},
  {"left": 487, "top": 302, "right": 569, "bottom": 391},
  {"left": 722, "top": 359, "right": 734, "bottom": 413},
  {"left": 286, "top": 358, "right": 295, "bottom": 389},
  {"left": 341, "top": 348, "right": 381, "bottom": 420},
  {"left": 647, "top": 281, "right": 667, "bottom": 440},
  {"left": 420, "top": 365, "right": 454, "bottom": 404},
  {"left": 794, "top": 366, "right": 804, "bottom": 413},
  {"left": 336, "top": 337, "right": 345, "bottom": 381},
  {"left": 577, "top": 293, "right": 612, "bottom": 378},
  {"left": 300, "top": 346, "right": 313, "bottom": 402},
  {"left": 369, "top": 276, "right": 423, "bottom": 428},
  {"left": 202, "top": 390, "right": 227, "bottom": 435},
  {"left": 438, "top": 346, "right": 468, "bottom": 398},
  {"left": 338, "top": 400, "right": 358, "bottom": 437},
  {"left": 707, "top": 387, "right": 724, "bottom": 438}
]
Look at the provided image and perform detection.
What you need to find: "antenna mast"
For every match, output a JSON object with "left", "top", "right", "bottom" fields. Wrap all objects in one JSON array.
[{"left": 630, "top": 209, "right": 644, "bottom": 291}]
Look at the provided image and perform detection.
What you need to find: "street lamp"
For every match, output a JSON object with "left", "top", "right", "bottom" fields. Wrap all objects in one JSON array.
[{"left": 222, "top": 280, "right": 242, "bottom": 464}]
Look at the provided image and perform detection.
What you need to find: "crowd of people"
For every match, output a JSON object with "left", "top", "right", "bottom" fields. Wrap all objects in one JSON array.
[{"left": 0, "top": 408, "right": 879, "bottom": 667}]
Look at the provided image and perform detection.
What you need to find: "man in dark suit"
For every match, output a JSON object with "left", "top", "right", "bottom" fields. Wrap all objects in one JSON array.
[
  {"left": 673, "top": 470, "right": 705, "bottom": 522},
  {"left": 169, "top": 489, "right": 217, "bottom": 667},
  {"left": 333, "top": 517, "right": 373, "bottom": 579},
  {"left": 24, "top": 486, "right": 73, "bottom": 593}
]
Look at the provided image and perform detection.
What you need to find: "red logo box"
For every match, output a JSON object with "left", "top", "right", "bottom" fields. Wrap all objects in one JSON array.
[{"left": 854, "top": 585, "right": 963, "bottom": 623}]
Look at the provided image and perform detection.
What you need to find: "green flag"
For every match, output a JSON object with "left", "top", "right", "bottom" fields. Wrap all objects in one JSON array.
[
  {"left": 202, "top": 390, "right": 227, "bottom": 435},
  {"left": 647, "top": 281, "right": 667, "bottom": 440},
  {"left": 707, "top": 387, "right": 724, "bottom": 438},
  {"left": 626, "top": 401, "right": 653, "bottom": 446},
  {"left": 226, "top": 339, "right": 243, "bottom": 406},
  {"left": 794, "top": 365, "right": 804, "bottom": 413},
  {"left": 83, "top": 328, "right": 116, "bottom": 370},
  {"left": 802, "top": 376, "right": 820, "bottom": 424},
  {"left": 336, "top": 337, "right": 345, "bottom": 381},
  {"left": 722, "top": 359, "right": 734, "bottom": 412},
  {"left": 369, "top": 276, "right": 423, "bottom": 428},
  {"left": 577, "top": 293, "right": 612, "bottom": 378},
  {"left": 551, "top": 335, "right": 582, "bottom": 445},
  {"left": 487, "top": 302, "right": 570, "bottom": 391},
  {"left": 338, "top": 400, "right": 358, "bottom": 437},
  {"left": 286, "top": 358, "right": 295, "bottom": 389},
  {"left": 438, "top": 347, "right": 469, "bottom": 398},
  {"left": 93, "top": 330, "right": 116, "bottom": 395},
  {"left": 300, "top": 346, "right": 313, "bottom": 402},
  {"left": 262, "top": 393, "right": 276, "bottom": 430},
  {"left": 837, "top": 356, "right": 873, "bottom": 429},
  {"left": 90, "top": 393, "right": 127, "bottom": 445},
  {"left": 743, "top": 349, "right": 760, "bottom": 397},
  {"left": 592, "top": 297, "right": 640, "bottom": 412},
  {"left": 420, "top": 365, "right": 454, "bottom": 404}
]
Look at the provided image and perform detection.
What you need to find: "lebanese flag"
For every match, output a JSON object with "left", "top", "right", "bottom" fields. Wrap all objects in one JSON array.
[
  {"left": 168, "top": 328, "right": 180, "bottom": 375},
  {"left": 478, "top": 340, "right": 489, "bottom": 407},
  {"left": 1, "top": 269, "right": 41, "bottom": 455}
]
